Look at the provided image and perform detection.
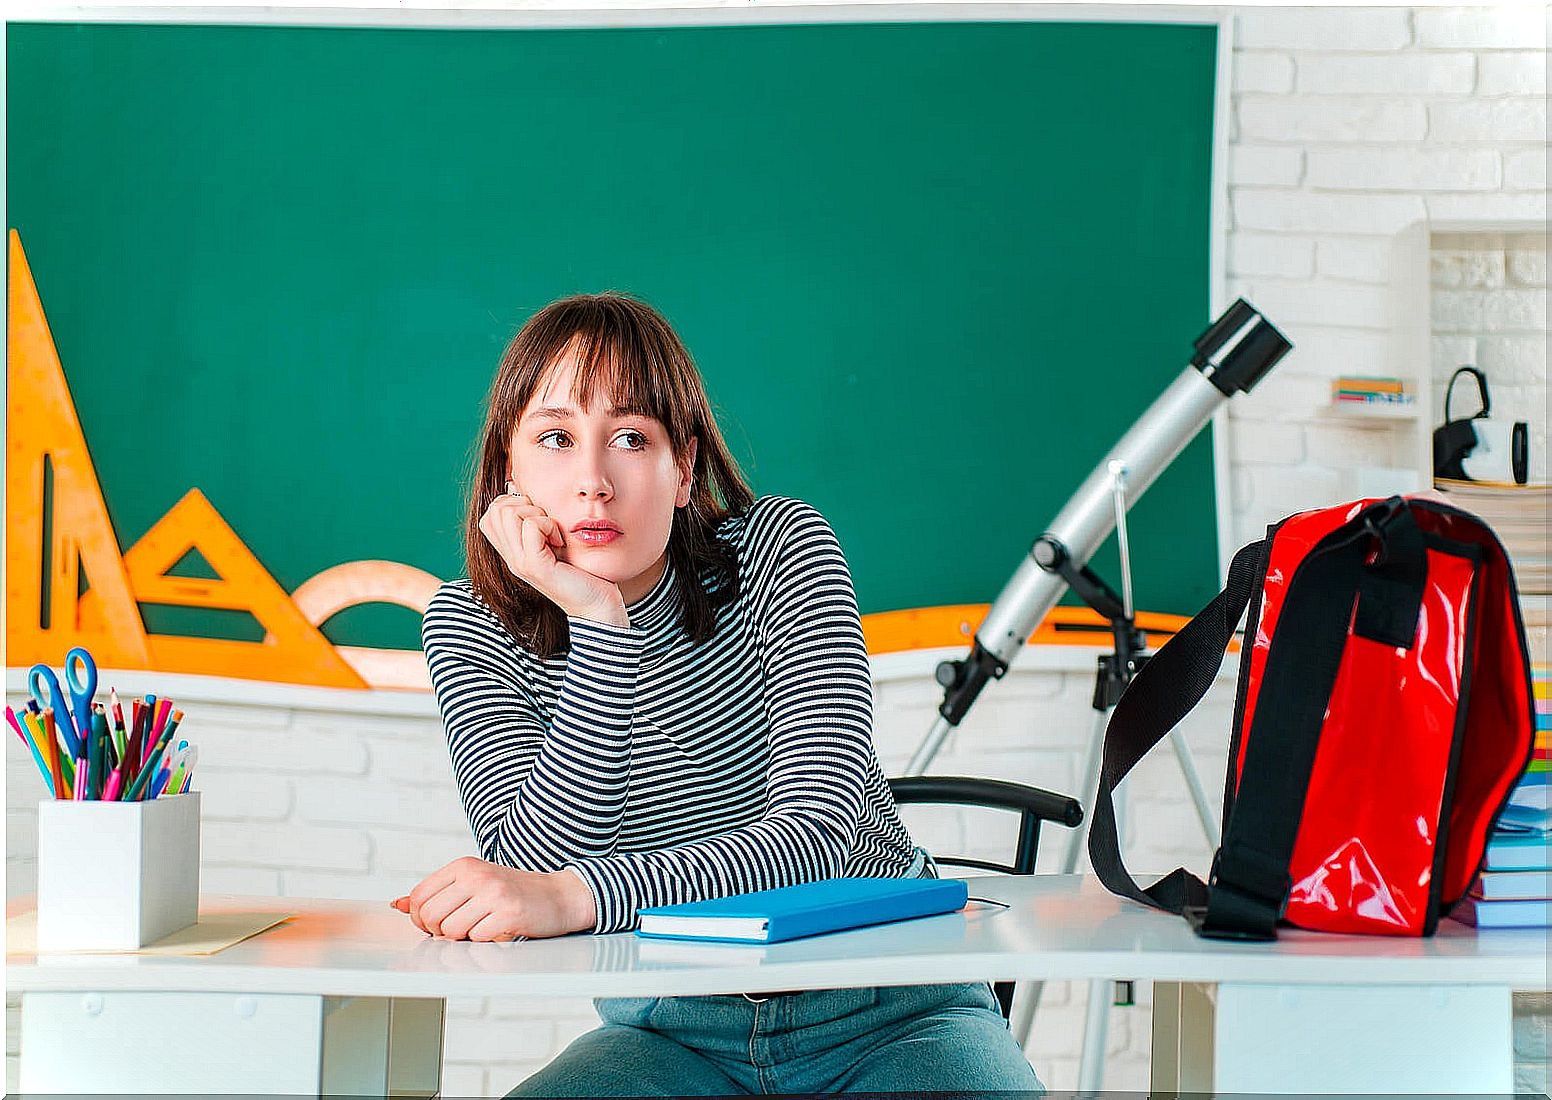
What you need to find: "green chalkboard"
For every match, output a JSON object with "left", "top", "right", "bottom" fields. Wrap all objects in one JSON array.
[{"left": 8, "top": 19, "right": 1219, "bottom": 651}]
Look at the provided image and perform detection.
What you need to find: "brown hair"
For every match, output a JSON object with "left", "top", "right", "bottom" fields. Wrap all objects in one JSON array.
[{"left": 464, "top": 292, "right": 755, "bottom": 656}]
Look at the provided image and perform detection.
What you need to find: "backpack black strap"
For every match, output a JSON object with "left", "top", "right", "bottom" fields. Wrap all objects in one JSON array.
[{"left": 1087, "top": 498, "right": 1429, "bottom": 940}]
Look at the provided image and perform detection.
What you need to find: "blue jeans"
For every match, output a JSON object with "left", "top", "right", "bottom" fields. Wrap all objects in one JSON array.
[{"left": 507, "top": 981, "right": 1045, "bottom": 1096}]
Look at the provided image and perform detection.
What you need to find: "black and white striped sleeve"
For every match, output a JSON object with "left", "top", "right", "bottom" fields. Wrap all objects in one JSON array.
[
  {"left": 564, "top": 500, "right": 873, "bottom": 933},
  {"left": 421, "top": 583, "right": 645, "bottom": 871}
]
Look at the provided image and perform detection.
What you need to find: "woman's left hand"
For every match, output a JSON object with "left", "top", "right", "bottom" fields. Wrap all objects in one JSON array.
[{"left": 389, "top": 857, "right": 597, "bottom": 940}]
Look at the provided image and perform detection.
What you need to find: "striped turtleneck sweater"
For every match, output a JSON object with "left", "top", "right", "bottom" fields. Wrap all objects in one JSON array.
[{"left": 421, "top": 495, "right": 920, "bottom": 934}]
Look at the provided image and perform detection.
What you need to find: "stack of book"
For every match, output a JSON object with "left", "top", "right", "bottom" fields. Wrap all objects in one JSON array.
[
  {"left": 1455, "top": 665, "right": 1552, "bottom": 929},
  {"left": 1330, "top": 376, "right": 1415, "bottom": 408},
  {"left": 1434, "top": 478, "right": 1551, "bottom": 596}
]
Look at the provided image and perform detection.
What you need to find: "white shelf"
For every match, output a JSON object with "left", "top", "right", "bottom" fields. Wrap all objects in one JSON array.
[{"left": 1324, "top": 401, "right": 1420, "bottom": 422}]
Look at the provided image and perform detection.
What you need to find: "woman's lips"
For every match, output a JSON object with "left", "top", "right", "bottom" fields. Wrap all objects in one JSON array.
[{"left": 572, "top": 528, "right": 621, "bottom": 546}]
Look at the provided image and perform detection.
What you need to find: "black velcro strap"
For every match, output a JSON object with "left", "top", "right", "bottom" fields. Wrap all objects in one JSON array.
[
  {"left": 1354, "top": 503, "right": 1427, "bottom": 648},
  {"left": 1086, "top": 539, "right": 1265, "bottom": 918}
]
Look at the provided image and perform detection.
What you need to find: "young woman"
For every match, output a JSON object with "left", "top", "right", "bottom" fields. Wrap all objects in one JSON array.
[{"left": 395, "top": 293, "right": 1044, "bottom": 1096}]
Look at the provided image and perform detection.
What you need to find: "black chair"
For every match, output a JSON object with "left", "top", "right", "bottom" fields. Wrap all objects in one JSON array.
[{"left": 888, "top": 775, "right": 1084, "bottom": 1021}]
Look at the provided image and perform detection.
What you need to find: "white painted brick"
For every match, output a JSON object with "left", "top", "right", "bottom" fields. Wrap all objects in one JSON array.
[
  {"left": 1415, "top": 7, "right": 1547, "bottom": 49},
  {"left": 1240, "top": 97, "right": 1426, "bottom": 143},
  {"left": 202, "top": 821, "right": 371, "bottom": 871},
  {"left": 1433, "top": 248, "right": 1508, "bottom": 290},
  {"left": 1508, "top": 245, "right": 1548, "bottom": 287},
  {"left": 1297, "top": 52, "right": 1475, "bottom": 95},
  {"left": 1427, "top": 191, "right": 1549, "bottom": 224},
  {"left": 1243, "top": 465, "right": 1347, "bottom": 531},
  {"left": 1280, "top": 327, "right": 1392, "bottom": 378},
  {"left": 447, "top": 996, "right": 488, "bottom": 1019},
  {"left": 200, "top": 725, "right": 367, "bottom": 775},
  {"left": 280, "top": 869, "right": 410, "bottom": 901},
  {"left": 1429, "top": 99, "right": 1547, "bottom": 143},
  {"left": 1478, "top": 52, "right": 1549, "bottom": 97},
  {"left": 199, "top": 864, "right": 282, "bottom": 895},
  {"left": 294, "top": 774, "right": 467, "bottom": 833},
  {"left": 7, "top": 812, "right": 36, "bottom": 861},
  {"left": 1229, "top": 143, "right": 1304, "bottom": 187},
  {"left": 1478, "top": 335, "right": 1551, "bottom": 385},
  {"left": 1240, "top": 280, "right": 1392, "bottom": 330},
  {"left": 443, "top": 1014, "right": 555, "bottom": 1063},
  {"left": 1234, "top": 189, "right": 1426, "bottom": 235},
  {"left": 1305, "top": 423, "right": 1404, "bottom": 467},
  {"left": 1229, "top": 231, "right": 1314, "bottom": 277},
  {"left": 1485, "top": 289, "right": 1549, "bottom": 332},
  {"left": 1232, "top": 467, "right": 1254, "bottom": 518},
  {"left": 1229, "top": 372, "right": 1333, "bottom": 421},
  {"left": 8, "top": 859, "right": 37, "bottom": 901},
  {"left": 1236, "top": 8, "right": 1412, "bottom": 51},
  {"left": 193, "top": 770, "right": 292, "bottom": 821},
  {"left": 295, "top": 712, "right": 440, "bottom": 741},
  {"left": 1431, "top": 335, "right": 1479, "bottom": 382},
  {"left": 1232, "top": 50, "right": 1294, "bottom": 94},
  {"left": 1316, "top": 237, "right": 1393, "bottom": 283},
  {"left": 369, "top": 826, "right": 478, "bottom": 876},
  {"left": 361, "top": 735, "right": 457, "bottom": 785},
  {"left": 1230, "top": 417, "right": 1305, "bottom": 465},
  {"left": 179, "top": 701, "right": 295, "bottom": 729},
  {"left": 1306, "top": 147, "right": 1500, "bottom": 191},
  {"left": 438, "top": 1064, "right": 487, "bottom": 1098},
  {"left": 489, "top": 997, "right": 599, "bottom": 1028},
  {"left": 1505, "top": 149, "right": 1549, "bottom": 191},
  {"left": 1433, "top": 289, "right": 1488, "bottom": 331}
]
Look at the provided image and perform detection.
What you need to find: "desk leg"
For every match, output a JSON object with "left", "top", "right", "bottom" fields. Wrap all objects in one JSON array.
[
  {"left": 1151, "top": 981, "right": 1514, "bottom": 1094},
  {"left": 20, "top": 991, "right": 445, "bottom": 1096}
]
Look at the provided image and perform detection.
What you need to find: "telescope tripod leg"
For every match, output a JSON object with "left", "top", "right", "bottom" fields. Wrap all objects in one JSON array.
[{"left": 1010, "top": 706, "right": 1112, "bottom": 1053}]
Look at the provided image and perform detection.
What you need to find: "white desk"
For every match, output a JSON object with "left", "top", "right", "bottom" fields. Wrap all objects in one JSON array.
[{"left": 9, "top": 874, "right": 1544, "bottom": 1095}]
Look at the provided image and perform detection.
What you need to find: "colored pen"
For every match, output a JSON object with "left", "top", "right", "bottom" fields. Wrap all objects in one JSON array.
[
  {"left": 152, "top": 697, "right": 172, "bottom": 743},
  {"left": 29, "top": 711, "right": 64, "bottom": 798},
  {"left": 101, "top": 767, "right": 123, "bottom": 802},
  {"left": 125, "top": 713, "right": 181, "bottom": 802},
  {"left": 110, "top": 688, "right": 128, "bottom": 760},
  {"left": 7, "top": 706, "right": 55, "bottom": 795},
  {"left": 179, "top": 746, "right": 199, "bottom": 793}
]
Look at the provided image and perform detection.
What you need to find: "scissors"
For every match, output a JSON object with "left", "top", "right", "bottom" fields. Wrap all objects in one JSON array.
[{"left": 27, "top": 647, "right": 97, "bottom": 760}]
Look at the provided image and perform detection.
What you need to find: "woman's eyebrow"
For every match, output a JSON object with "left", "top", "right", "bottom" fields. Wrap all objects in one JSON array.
[{"left": 527, "top": 405, "right": 650, "bottom": 422}]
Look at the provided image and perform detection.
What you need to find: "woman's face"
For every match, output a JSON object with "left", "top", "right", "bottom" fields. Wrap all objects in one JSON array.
[{"left": 509, "top": 346, "right": 696, "bottom": 602}]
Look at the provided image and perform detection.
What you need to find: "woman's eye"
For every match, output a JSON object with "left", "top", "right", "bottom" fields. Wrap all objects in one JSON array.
[
  {"left": 615, "top": 430, "right": 648, "bottom": 450},
  {"left": 537, "top": 430, "right": 570, "bottom": 449}
]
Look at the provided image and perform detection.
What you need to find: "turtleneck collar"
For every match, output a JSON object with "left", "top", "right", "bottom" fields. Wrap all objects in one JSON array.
[{"left": 625, "top": 553, "right": 679, "bottom": 637}]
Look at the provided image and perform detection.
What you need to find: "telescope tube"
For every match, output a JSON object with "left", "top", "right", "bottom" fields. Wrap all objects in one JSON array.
[{"left": 904, "top": 300, "right": 1289, "bottom": 775}]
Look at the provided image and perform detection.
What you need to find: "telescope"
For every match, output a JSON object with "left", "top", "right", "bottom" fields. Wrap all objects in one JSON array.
[{"left": 905, "top": 299, "right": 1292, "bottom": 775}]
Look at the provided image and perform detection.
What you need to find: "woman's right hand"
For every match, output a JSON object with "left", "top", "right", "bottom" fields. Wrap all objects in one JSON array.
[{"left": 479, "top": 488, "right": 629, "bottom": 627}]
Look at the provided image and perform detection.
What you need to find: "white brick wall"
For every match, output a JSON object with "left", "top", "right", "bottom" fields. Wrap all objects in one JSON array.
[{"left": 7, "top": 5, "right": 1548, "bottom": 1097}]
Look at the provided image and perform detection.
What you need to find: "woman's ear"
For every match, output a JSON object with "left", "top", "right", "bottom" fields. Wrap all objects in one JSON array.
[{"left": 677, "top": 438, "right": 699, "bottom": 508}]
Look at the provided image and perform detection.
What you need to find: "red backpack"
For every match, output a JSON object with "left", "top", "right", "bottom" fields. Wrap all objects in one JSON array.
[{"left": 1089, "top": 495, "right": 1536, "bottom": 939}]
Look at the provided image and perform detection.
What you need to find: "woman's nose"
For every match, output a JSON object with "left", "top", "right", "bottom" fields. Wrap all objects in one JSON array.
[{"left": 575, "top": 456, "right": 613, "bottom": 500}]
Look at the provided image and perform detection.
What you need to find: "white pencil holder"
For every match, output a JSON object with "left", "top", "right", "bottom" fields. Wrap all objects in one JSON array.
[{"left": 36, "top": 792, "right": 201, "bottom": 951}]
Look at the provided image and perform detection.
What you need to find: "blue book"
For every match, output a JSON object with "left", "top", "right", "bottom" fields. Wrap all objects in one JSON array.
[
  {"left": 1472, "top": 870, "right": 1552, "bottom": 901},
  {"left": 1451, "top": 896, "right": 1551, "bottom": 929},
  {"left": 1483, "top": 832, "right": 1552, "bottom": 871},
  {"left": 635, "top": 877, "right": 969, "bottom": 944}
]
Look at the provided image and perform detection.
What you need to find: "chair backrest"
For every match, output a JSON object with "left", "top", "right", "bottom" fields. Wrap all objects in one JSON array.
[{"left": 888, "top": 775, "right": 1084, "bottom": 1020}]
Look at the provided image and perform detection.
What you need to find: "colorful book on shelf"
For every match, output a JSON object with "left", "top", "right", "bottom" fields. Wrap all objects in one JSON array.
[
  {"left": 1332, "top": 376, "right": 1407, "bottom": 394},
  {"left": 1451, "top": 896, "right": 1551, "bottom": 929},
  {"left": 1472, "top": 870, "right": 1552, "bottom": 901},
  {"left": 635, "top": 877, "right": 969, "bottom": 944}
]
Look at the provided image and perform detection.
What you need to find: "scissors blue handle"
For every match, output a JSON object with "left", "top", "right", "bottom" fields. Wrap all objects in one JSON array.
[
  {"left": 26, "top": 665, "right": 81, "bottom": 759},
  {"left": 62, "top": 648, "right": 98, "bottom": 753}
]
